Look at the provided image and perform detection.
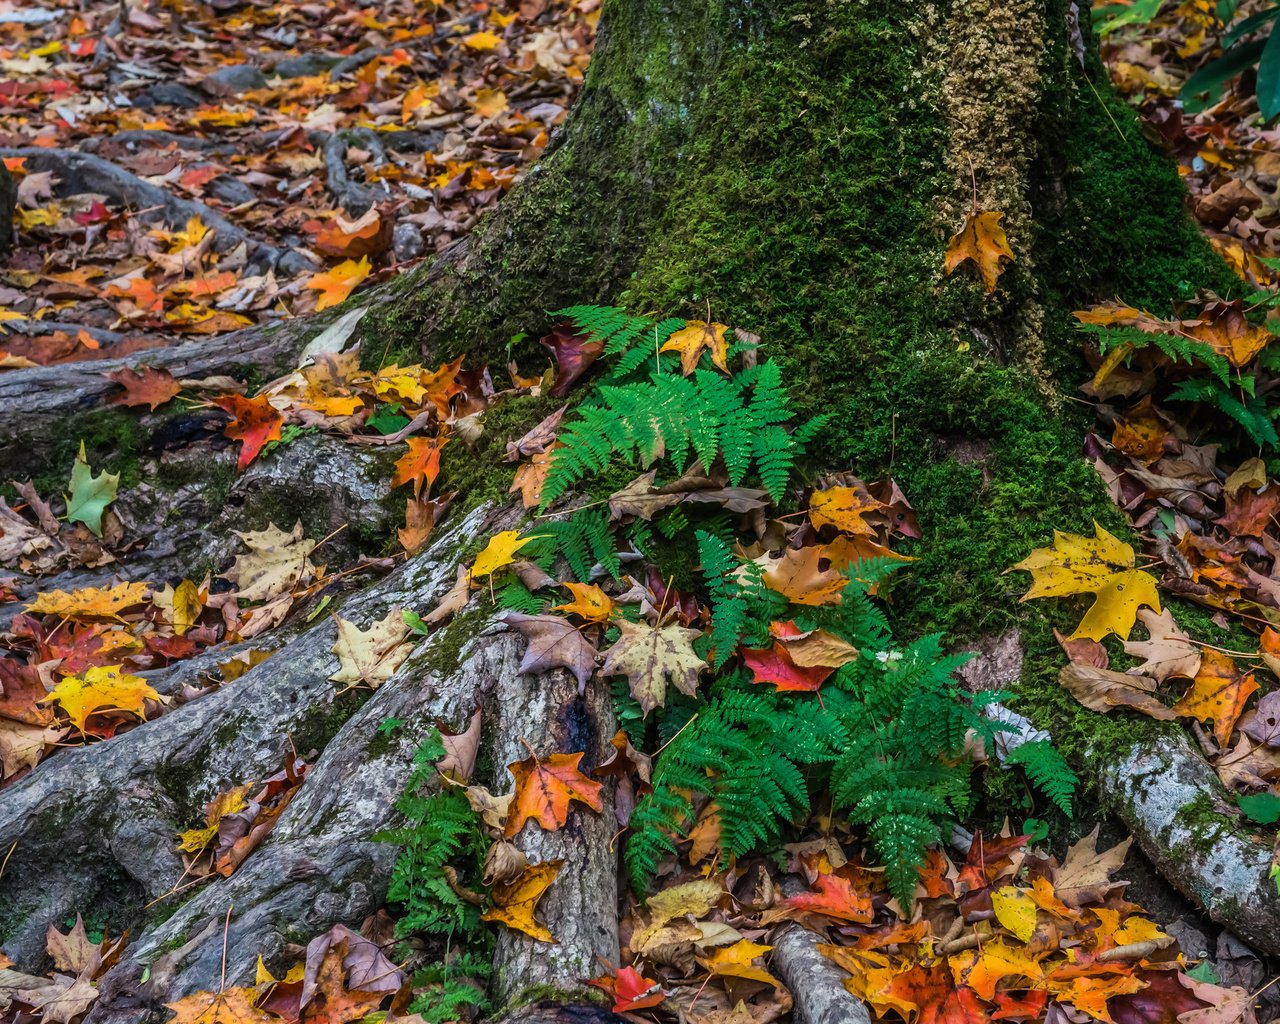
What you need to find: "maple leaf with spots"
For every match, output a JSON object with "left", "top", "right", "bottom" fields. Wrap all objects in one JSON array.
[
  {"left": 944, "top": 209, "right": 1015, "bottom": 294},
  {"left": 504, "top": 751, "right": 603, "bottom": 837}
]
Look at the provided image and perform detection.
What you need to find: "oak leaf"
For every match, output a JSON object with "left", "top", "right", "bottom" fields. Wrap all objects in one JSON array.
[
  {"left": 1058, "top": 663, "right": 1175, "bottom": 722},
  {"left": 1121, "top": 608, "right": 1200, "bottom": 682},
  {"left": 1171, "top": 650, "right": 1258, "bottom": 748},
  {"left": 1011, "top": 524, "right": 1160, "bottom": 640},
  {"left": 391, "top": 437, "right": 447, "bottom": 498},
  {"left": 223, "top": 521, "right": 317, "bottom": 602},
  {"left": 498, "top": 610, "right": 598, "bottom": 690},
  {"left": 329, "top": 608, "right": 414, "bottom": 690},
  {"left": 26, "top": 581, "right": 150, "bottom": 621},
  {"left": 214, "top": 393, "right": 284, "bottom": 471},
  {"left": 45, "top": 664, "right": 160, "bottom": 734},
  {"left": 505, "top": 751, "right": 603, "bottom": 836},
  {"left": 600, "top": 618, "right": 706, "bottom": 715},
  {"left": 107, "top": 365, "right": 181, "bottom": 410},
  {"left": 480, "top": 859, "right": 561, "bottom": 941},
  {"left": 943, "top": 210, "right": 1015, "bottom": 294},
  {"left": 65, "top": 441, "right": 119, "bottom": 538},
  {"left": 660, "top": 320, "right": 730, "bottom": 376}
]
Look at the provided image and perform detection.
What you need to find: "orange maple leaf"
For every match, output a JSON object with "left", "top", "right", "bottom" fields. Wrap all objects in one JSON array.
[
  {"left": 391, "top": 436, "right": 447, "bottom": 498},
  {"left": 505, "top": 751, "right": 603, "bottom": 837},
  {"left": 305, "top": 257, "right": 372, "bottom": 311},
  {"left": 1171, "top": 649, "right": 1259, "bottom": 748},
  {"left": 214, "top": 393, "right": 284, "bottom": 471},
  {"left": 943, "top": 210, "right": 1015, "bottom": 294},
  {"left": 783, "top": 872, "right": 875, "bottom": 923}
]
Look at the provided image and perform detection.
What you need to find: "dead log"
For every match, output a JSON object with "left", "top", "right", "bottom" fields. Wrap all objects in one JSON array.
[{"left": 1099, "top": 729, "right": 1280, "bottom": 957}]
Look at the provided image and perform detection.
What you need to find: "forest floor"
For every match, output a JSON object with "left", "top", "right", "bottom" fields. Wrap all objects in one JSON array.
[{"left": 3, "top": 2, "right": 1280, "bottom": 1024}]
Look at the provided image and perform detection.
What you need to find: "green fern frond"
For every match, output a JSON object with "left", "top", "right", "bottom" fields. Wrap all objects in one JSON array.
[{"left": 1005, "top": 739, "right": 1077, "bottom": 816}]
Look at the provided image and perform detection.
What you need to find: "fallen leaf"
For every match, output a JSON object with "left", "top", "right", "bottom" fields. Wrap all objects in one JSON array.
[
  {"left": 223, "top": 521, "right": 317, "bottom": 602},
  {"left": 741, "top": 642, "right": 832, "bottom": 692},
  {"left": 943, "top": 209, "right": 1015, "bottom": 294},
  {"left": 481, "top": 860, "right": 561, "bottom": 941},
  {"left": 214, "top": 393, "right": 284, "bottom": 471},
  {"left": 329, "top": 608, "right": 414, "bottom": 690},
  {"left": 1171, "top": 650, "right": 1258, "bottom": 748},
  {"left": 660, "top": 320, "right": 730, "bottom": 376},
  {"left": 1054, "top": 827, "right": 1130, "bottom": 908},
  {"left": 990, "top": 886, "right": 1037, "bottom": 943},
  {"left": 26, "top": 581, "right": 150, "bottom": 621},
  {"left": 498, "top": 610, "right": 598, "bottom": 689},
  {"left": 470, "top": 530, "right": 542, "bottom": 582},
  {"left": 65, "top": 440, "right": 119, "bottom": 537},
  {"left": 45, "top": 664, "right": 161, "bottom": 734},
  {"left": 391, "top": 437, "right": 447, "bottom": 498},
  {"left": 1058, "top": 663, "right": 1176, "bottom": 722},
  {"left": 697, "top": 939, "right": 780, "bottom": 988},
  {"left": 551, "top": 581, "right": 614, "bottom": 623},
  {"left": 305, "top": 257, "right": 372, "bottom": 311},
  {"left": 587, "top": 966, "right": 665, "bottom": 1013},
  {"left": 808, "top": 485, "right": 884, "bottom": 536},
  {"left": 600, "top": 618, "right": 706, "bottom": 715},
  {"left": 505, "top": 750, "right": 603, "bottom": 836},
  {"left": 166, "top": 988, "right": 276, "bottom": 1024},
  {"left": 107, "top": 365, "right": 182, "bottom": 410},
  {"left": 1121, "top": 608, "right": 1201, "bottom": 682},
  {"left": 1011, "top": 524, "right": 1160, "bottom": 640}
]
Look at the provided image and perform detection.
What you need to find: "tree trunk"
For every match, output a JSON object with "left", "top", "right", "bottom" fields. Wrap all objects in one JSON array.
[{"left": 0, "top": 0, "right": 1271, "bottom": 1020}]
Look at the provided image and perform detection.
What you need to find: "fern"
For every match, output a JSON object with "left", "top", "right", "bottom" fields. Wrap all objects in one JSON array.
[
  {"left": 376, "top": 733, "right": 488, "bottom": 936},
  {"left": 1168, "top": 377, "right": 1280, "bottom": 448},
  {"left": 540, "top": 310, "right": 818, "bottom": 508},
  {"left": 494, "top": 580, "right": 545, "bottom": 614},
  {"left": 526, "top": 510, "right": 620, "bottom": 581},
  {"left": 1005, "top": 739, "right": 1077, "bottom": 816},
  {"left": 1078, "top": 323, "right": 1230, "bottom": 384},
  {"left": 408, "top": 954, "right": 491, "bottom": 1024},
  {"left": 552, "top": 305, "right": 685, "bottom": 382}
]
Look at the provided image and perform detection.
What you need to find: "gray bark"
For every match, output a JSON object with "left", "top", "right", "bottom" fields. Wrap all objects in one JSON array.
[{"left": 1099, "top": 731, "right": 1280, "bottom": 957}]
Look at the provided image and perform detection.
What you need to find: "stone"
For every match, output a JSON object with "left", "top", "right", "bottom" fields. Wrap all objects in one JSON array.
[
  {"left": 273, "top": 53, "right": 342, "bottom": 78},
  {"left": 392, "top": 221, "right": 424, "bottom": 262},
  {"left": 202, "top": 63, "right": 267, "bottom": 97},
  {"left": 131, "top": 82, "right": 203, "bottom": 109}
]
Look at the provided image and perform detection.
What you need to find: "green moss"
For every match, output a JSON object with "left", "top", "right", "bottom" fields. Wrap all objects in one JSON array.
[
  {"left": 292, "top": 689, "right": 376, "bottom": 755},
  {"left": 28, "top": 408, "right": 149, "bottom": 498},
  {"left": 1174, "top": 791, "right": 1237, "bottom": 855},
  {"left": 417, "top": 607, "right": 489, "bottom": 676}
]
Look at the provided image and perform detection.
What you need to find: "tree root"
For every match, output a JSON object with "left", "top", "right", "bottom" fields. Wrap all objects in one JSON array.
[
  {"left": 1098, "top": 729, "right": 1280, "bottom": 957},
  {"left": 0, "top": 504, "right": 492, "bottom": 970},
  {"left": 486, "top": 621, "right": 619, "bottom": 1007},
  {"left": 0, "top": 148, "right": 305, "bottom": 273}
]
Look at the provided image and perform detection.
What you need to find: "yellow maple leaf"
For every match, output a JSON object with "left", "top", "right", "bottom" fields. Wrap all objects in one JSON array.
[
  {"left": 45, "top": 665, "right": 161, "bottom": 734},
  {"left": 463, "top": 30, "right": 502, "bottom": 51},
  {"left": 990, "top": 886, "right": 1037, "bottom": 943},
  {"left": 472, "top": 88, "right": 509, "bottom": 118},
  {"left": 696, "top": 939, "right": 781, "bottom": 988},
  {"left": 1009, "top": 523, "right": 1160, "bottom": 640},
  {"left": 809, "top": 486, "right": 884, "bottom": 536},
  {"left": 469, "top": 530, "right": 543, "bottom": 582},
  {"left": 660, "top": 320, "right": 730, "bottom": 376},
  {"left": 551, "top": 581, "right": 615, "bottom": 623},
  {"left": 26, "top": 581, "right": 151, "bottom": 621},
  {"left": 944, "top": 209, "right": 1015, "bottom": 294},
  {"left": 305, "top": 257, "right": 372, "bottom": 312},
  {"left": 481, "top": 860, "right": 561, "bottom": 941},
  {"left": 178, "top": 785, "right": 251, "bottom": 854}
]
